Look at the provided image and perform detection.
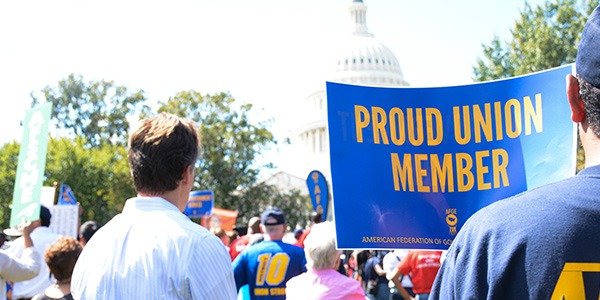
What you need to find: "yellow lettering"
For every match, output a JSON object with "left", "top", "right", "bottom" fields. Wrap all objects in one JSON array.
[
  {"left": 494, "top": 101, "right": 503, "bottom": 141},
  {"left": 391, "top": 150, "right": 509, "bottom": 192},
  {"left": 372, "top": 106, "right": 388, "bottom": 144},
  {"left": 254, "top": 288, "right": 269, "bottom": 296},
  {"left": 524, "top": 94, "right": 543, "bottom": 135},
  {"left": 431, "top": 154, "right": 454, "bottom": 192},
  {"left": 270, "top": 287, "right": 286, "bottom": 296},
  {"left": 391, "top": 153, "right": 414, "bottom": 192},
  {"left": 389, "top": 108, "right": 406, "bottom": 145},
  {"left": 473, "top": 103, "right": 493, "bottom": 143},
  {"left": 453, "top": 106, "right": 471, "bottom": 145},
  {"left": 426, "top": 108, "right": 443, "bottom": 146},
  {"left": 505, "top": 99, "right": 521, "bottom": 138},
  {"left": 456, "top": 153, "right": 474, "bottom": 192},
  {"left": 475, "top": 150, "right": 490, "bottom": 190},
  {"left": 354, "top": 105, "right": 369, "bottom": 143},
  {"left": 414, "top": 154, "right": 430, "bottom": 192},
  {"left": 407, "top": 108, "right": 424, "bottom": 146},
  {"left": 492, "top": 149, "right": 509, "bottom": 188},
  {"left": 551, "top": 263, "right": 600, "bottom": 300}
]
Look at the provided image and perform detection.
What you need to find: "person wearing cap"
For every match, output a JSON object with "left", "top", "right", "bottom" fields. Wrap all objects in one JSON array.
[
  {"left": 430, "top": 6, "right": 600, "bottom": 299},
  {"left": 70, "top": 113, "right": 236, "bottom": 299},
  {"left": 1, "top": 221, "right": 42, "bottom": 300},
  {"left": 232, "top": 207, "right": 307, "bottom": 299},
  {"left": 6, "top": 205, "right": 60, "bottom": 300}
]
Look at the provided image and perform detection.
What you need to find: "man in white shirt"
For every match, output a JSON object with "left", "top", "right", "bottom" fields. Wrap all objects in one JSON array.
[
  {"left": 7, "top": 206, "right": 60, "bottom": 300},
  {"left": 71, "top": 113, "right": 236, "bottom": 299},
  {"left": 1, "top": 221, "right": 41, "bottom": 299}
]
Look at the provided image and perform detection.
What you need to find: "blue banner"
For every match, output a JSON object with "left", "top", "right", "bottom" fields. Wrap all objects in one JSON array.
[
  {"left": 306, "top": 170, "right": 329, "bottom": 219},
  {"left": 58, "top": 184, "right": 78, "bottom": 205},
  {"left": 184, "top": 190, "right": 214, "bottom": 218},
  {"left": 327, "top": 65, "right": 577, "bottom": 250}
]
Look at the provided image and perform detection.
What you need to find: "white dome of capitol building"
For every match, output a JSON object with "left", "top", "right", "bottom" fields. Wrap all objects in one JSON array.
[
  {"left": 296, "top": 0, "right": 409, "bottom": 188},
  {"left": 268, "top": 0, "right": 409, "bottom": 221},
  {"left": 332, "top": 0, "right": 408, "bottom": 86}
]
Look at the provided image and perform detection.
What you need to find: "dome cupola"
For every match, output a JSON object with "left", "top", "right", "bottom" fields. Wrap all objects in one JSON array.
[{"left": 330, "top": 0, "right": 409, "bottom": 86}]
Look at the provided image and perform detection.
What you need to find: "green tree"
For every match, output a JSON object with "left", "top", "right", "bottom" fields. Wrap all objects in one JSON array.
[
  {"left": 0, "top": 142, "right": 21, "bottom": 229},
  {"left": 0, "top": 137, "right": 134, "bottom": 230},
  {"left": 155, "top": 90, "right": 311, "bottom": 227},
  {"left": 157, "top": 90, "right": 278, "bottom": 210},
  {"left": 31, "top": 73, "right": 149, "bottom": 147},
  {"left": 474, "top": 0, "right": 595, "bottom": 81},
  {"left": 473, "top": 0, "right": 596, "bottom": 170},
  {"left": 44, "top": 137, "right": 134, "bottom": 224},
  {"left": 235, "top": 183, "right": 311, "bottom": 230}
]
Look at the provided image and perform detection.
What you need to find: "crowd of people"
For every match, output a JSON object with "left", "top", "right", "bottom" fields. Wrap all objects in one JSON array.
[{"left": 1, "top": 6, "right": 600, "bottom": 298}]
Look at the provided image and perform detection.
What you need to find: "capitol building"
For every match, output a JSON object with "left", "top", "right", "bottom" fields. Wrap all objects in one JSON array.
[{"left": 265, "top": 0, "right": 409, "bottom": 218}]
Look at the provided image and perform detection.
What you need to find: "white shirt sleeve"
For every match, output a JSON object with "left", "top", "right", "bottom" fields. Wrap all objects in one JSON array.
[{"left": 0, "top": 247, "right": 41, "bottom": 282}]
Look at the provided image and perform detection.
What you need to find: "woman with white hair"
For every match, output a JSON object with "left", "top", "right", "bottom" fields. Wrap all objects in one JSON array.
[{"left": 286, "top": 221, "right": 367, "bottom": 300}]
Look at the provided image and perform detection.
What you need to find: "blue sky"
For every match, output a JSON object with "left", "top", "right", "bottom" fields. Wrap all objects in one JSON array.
[{"left": 0, "top": 0, "right": 549, "bottom": 165}]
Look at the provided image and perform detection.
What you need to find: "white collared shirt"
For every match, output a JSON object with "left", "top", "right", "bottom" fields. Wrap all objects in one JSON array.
[
  {"left": 0, "top": 247, "right": 41, "bottom": 298},
  {"left": 6, "top": 226, "right": 60, "bottom": 298},
  {"left": 71, "top": 197, "right": 236, "bottom": 299}
]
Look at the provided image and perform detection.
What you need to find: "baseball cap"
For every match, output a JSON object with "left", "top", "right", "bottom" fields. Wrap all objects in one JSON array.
[
  {"left": 261, "top": 207, "right": 285, "bottom": 226},
  {"left": 577, "top": 5, "right": 600, "bottom": 88}
]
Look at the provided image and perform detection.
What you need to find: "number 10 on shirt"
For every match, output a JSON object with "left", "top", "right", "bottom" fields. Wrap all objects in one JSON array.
[{"left": 255, "top": 253, "right": 290, "bottom": 286}]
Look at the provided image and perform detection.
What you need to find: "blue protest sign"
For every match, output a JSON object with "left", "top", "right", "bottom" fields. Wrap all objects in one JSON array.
[
  {"left": 327, "top": 65, "right": 576, "bottom": 250},
  {"left": 58, "top": 184, "right": 78, "bottom": 205},
  {"left": 184, "top": 190, "right": 214, "bottom": 218},
  {"left": 306, "top": 170, "right": 329, "bottom": 219}
]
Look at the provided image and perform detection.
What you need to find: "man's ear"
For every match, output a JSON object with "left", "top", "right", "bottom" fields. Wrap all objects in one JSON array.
[
  {"left": 567, "top": 74, "right": 585, "bottom": 122},
  {"left": 181, "top": 165, "right": 194, "bottom": 185}
]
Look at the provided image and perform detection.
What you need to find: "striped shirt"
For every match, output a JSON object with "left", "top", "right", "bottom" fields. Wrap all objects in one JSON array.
[{"left": 71, "top": 197, "right": 236, "bottom": 299}]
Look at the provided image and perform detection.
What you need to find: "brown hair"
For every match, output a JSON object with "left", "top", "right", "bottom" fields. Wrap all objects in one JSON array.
[
  {"left": 45, "top": 236, "right": 83, "bottom": 282},
  {"left": 128, "top": 113, "right": 200, "bottom": 194}
]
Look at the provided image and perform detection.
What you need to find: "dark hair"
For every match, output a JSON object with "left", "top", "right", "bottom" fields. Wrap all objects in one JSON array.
[
  {"left": 578, "top": 75, "right": 600, "bottom": 137},
  {"left": 311, "top": 212, "right": 323, "bottom": 224},
  {"left": 45, "top": 236, "right": 82, "bottom": 282},
  {"left": 79, "top": 220, "right": 100, "bottom": 244},
  {"left": 128, "top": 113, "right": 200, "bottom": 194},
  {"left": 40, "top": 205, "right": 52, "bottom": 227}
]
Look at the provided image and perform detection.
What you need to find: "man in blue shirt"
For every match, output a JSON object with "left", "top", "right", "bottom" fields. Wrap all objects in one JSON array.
[
  {"left": 232, "top": 207, "right": 306, "bottom": 299},
  {"left": 431, "top": 6, "right": 600, "bottom": 299}
]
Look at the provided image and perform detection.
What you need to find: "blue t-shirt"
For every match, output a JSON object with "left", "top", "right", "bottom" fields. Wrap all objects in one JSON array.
[
  {"left": 431, "top": 165, "right": 600, "bottom": 299},
  {"left": 232, "top": 240, "right": 307, "bottom": 300}
]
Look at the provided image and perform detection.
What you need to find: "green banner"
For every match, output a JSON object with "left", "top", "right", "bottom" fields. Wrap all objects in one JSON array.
[{"left": 10, "top": 102, "right": 53, "bottom": 228}]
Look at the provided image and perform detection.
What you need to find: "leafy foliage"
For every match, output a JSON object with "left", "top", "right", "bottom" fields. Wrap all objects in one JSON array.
[
  {"left": 0, "top": 137, "right": 135, "bottom": 230},
  {"left": 235, "top": 182, "right": 311, "bottom": 230},
  {"left": 156, "top": 90, "right": 312, "bottom": 227},
  {"left": 473, "top": 0, "right": 595, "bottom": 81},
  {"left": 0, "top": 142, "right": 21, "bottom": 229},
  {"left": 3, "top": 74, "right": 304, "bottom": 230},
  {"left": 473, "top": 0, "right": 597, "bottom": 171},
  {"left": 44, "top": 137, "right": 134, "bottom": 224},
  {"left": 156, "top": 91, "right": 279, "bottom": 211},
  {"left": 31, "top": 73, "right": 149, "bottom": 147}
]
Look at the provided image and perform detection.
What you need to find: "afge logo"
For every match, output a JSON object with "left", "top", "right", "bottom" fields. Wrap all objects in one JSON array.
[
  {"left": 551, "top": 263, "right": 600, "bottom": 299},
  {"left": 445, "top": 208, "right": 458, "bottom": 235}
]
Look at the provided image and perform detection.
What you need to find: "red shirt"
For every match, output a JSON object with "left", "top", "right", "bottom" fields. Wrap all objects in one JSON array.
[
  {"left": 229, "top": 235, "right": 251, "bottom": 260},
  {"left": 398, "top": 250, "right": 442, "bottom": 294},
  {"left": 294, "top": 227, "right": 311, "bottom": 248}
]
